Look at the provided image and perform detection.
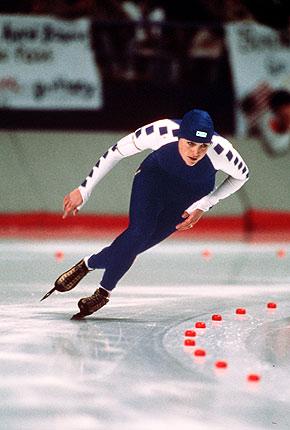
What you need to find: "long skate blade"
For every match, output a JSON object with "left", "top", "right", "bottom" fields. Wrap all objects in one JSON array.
[{"left": 40, "top": 287, "right": 57, "bottom": 302}]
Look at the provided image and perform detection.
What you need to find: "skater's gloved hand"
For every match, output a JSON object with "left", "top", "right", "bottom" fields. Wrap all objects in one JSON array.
[
  {"left": 62, "top": 188, "right": 83, "bottom": 219},
  {"left": 175, "top": 209, "right": 204, "bottom": 231}
]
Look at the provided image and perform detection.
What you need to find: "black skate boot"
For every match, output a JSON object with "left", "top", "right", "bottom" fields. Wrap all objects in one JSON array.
[
  {"left": 71, "top": 287, "right": 110, "bottom": 320},
  {"left": 40, "top": 259, "right": 89, "bottom": 301}
]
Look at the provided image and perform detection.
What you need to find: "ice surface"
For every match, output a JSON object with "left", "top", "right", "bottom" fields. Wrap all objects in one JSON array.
[{"left": 0, "top": 239, "right": 290, "bottom": 430}]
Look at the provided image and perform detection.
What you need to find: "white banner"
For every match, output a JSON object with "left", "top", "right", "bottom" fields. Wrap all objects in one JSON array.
[
  {"left": 0, "top": 14, "right": 103, "bottom": 109},
  {"left": 226, "top": 22, "right": 290, "bottom": 136}
]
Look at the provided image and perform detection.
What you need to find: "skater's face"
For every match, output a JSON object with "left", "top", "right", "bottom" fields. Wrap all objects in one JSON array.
[{"left": 178, "top": 138, "right": 210, "bottom": 166}]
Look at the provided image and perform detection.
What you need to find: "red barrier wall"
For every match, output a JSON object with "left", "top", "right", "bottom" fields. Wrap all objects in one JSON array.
[{"left": 1, "top": 210, "right": 290, "bottom": 242}]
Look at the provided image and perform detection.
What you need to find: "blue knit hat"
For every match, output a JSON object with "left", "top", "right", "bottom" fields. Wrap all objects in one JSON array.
[{"left": 178, "top": 109, "right": 214, "bottom": 144}]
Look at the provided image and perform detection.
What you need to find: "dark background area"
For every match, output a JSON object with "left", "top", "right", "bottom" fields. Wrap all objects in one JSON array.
[
  {"left": 0, "top": 0, "right": 289, "bottom": 134},
  {"left": 1, "top": 64, "right": 235, "bottom": 133}
]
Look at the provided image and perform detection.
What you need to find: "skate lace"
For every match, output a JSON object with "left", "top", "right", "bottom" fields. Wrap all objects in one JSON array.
[{"left": 57, "top": 261, "right": 88, "bottom": 289}]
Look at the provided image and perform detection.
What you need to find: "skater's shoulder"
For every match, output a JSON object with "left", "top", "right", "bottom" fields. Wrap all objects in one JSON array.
[
  {"left": 132, "top": 118, "right": 180, "bottom": 151},
  {"left": 210, "top": 133, "right": 233, "bottom": 150},
  {"left": 133, "top": 118, "right": 180, "bottom": 140},
  {"left": 207, "top": 133, "right": 248, "bottom": 175},
  {"left": 207, "top": 133, "right": 235, "bottom": 159}
]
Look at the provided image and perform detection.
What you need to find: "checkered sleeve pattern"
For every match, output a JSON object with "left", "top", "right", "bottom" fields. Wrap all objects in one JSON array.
[
  {"left": 77, "top": 142, "right": 124, "bottom": 209},
  {"left": 210, "top": 135, "right": 249, "bottom": 181},
  {"left": 76, "top": 120, "right": 177, "bottom": 210},
  {"left": 185, "top": 135, "right": 250, "bottom": 213},
  {"left": 131, "top": 119, "right": 180, "bottom": 151}
]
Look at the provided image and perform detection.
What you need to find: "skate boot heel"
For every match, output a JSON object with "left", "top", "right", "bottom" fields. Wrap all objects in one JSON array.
[{"left": 71, "top": 287, "right": 110, "bottom": 319}]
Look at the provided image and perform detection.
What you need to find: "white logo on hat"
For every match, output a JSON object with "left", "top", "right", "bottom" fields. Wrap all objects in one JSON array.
[{"left": 196, "top": 130, "right": 207, "bottom": 137}]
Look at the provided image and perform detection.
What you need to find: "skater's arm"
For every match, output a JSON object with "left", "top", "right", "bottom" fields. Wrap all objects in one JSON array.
[
  {"left": 185, "top": 136, "right": 250, "bottom": 214},
  {"left": 76, "top": 121, "right": 176, "bottom": 211},
  {"left": 65, "top": 120, "right": 179, "bottom": 215},
  {"left": 77, "top": 142, "right": 125, "bottom": 209},
  {"left": 62, "top": 140, "right": 132, "bottom": 216},
  {"left": 185, "top": 175, "right": 248, "bottom": 214},
  {"left": 71, "top": 128, "right": 156, "bottom": 213}
]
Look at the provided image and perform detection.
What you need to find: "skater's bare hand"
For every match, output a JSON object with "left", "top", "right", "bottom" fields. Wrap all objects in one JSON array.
[
  {"left": 62, "top": 188, "right": 83, "bottom": 219},
  {"left": 176, "top": 209, "right": 204, "bottom": 231}
]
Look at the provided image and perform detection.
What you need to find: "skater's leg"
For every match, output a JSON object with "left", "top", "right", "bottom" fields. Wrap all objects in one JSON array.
[
  {"left": 88, "top": 167, "right": 165, "bottom": 290},
  {"left": 98, "top": 198, "right": 193, "bottom": 291},
  {"left": 136, "top": 201, "right": 190, "bottom": 254},
  {"left": 137, "top": 210, "right": 181, "bottom": 253}
]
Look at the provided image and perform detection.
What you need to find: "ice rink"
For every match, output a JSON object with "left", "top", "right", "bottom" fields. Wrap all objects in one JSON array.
[{"left": 1, "top": 238, "right": 290, "bottom": 430}]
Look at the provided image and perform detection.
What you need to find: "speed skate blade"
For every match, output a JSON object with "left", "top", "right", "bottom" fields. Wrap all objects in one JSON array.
[
  {"left": 40, "top": 287, "right": 56, "bottom": 302},
  {"left": 71, "top": 312, "right": 92, "bottom": 320},
  {"left": 71, "top": 312, "right": 87, "bottom": 320}
]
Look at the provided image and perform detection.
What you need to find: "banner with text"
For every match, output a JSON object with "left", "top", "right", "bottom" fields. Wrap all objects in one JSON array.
[
  {"left": 0, "top": 14, "right": 103, "bottom": 109},
  {"left": 226, "top": 22, "right": 290, "bottom": 137}
]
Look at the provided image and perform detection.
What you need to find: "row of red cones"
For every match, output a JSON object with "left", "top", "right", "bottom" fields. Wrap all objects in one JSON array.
[{"left": 182, "top": 305, "right": 278, "bottom": 382}]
